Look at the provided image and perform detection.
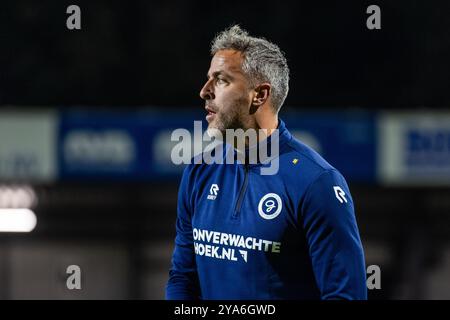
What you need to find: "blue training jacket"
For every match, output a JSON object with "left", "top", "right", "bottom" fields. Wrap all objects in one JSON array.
[{"left": 166, "top": 119, "right": 367, "bottom": 300}]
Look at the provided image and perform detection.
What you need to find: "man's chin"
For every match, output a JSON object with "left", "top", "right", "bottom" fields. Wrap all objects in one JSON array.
[{"left": 206, "top": 126, "right": 224, "bottom": 141}]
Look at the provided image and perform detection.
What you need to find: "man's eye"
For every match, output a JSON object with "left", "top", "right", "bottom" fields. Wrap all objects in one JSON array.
[{"left": 216, "top": 78, "right": 226, "bottom": 84}]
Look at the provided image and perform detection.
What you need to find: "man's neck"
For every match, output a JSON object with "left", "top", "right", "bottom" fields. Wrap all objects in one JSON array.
[
  {"left": 256, "top": 116, "right": 279, "bottom": 140},
  {"left": 232, "top": 116, "right": 279, "bottom": 151}
]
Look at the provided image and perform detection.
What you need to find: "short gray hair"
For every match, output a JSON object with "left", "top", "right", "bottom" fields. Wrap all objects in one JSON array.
[{"left": 211, "top": 25, "right": 290, "bottom": 112}]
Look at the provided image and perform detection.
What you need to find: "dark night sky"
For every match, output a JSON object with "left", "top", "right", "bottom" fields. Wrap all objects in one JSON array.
[{"left": 1, "top": 0, "right": 449, "bottom": 108}]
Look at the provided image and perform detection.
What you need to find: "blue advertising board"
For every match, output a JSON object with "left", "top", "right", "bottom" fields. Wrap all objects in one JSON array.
[{"left": 58, "top": 108, "right": 376, "bottom": 182}]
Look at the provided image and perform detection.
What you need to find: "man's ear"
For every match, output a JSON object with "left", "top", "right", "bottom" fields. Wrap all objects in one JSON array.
[{"left": 251, "top": 83, "right": 271, "bottom": 107}]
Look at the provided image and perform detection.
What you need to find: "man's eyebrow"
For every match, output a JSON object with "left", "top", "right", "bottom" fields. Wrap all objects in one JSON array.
[{"left": 206, "top": 70, "right": 232, "bottom": 79}]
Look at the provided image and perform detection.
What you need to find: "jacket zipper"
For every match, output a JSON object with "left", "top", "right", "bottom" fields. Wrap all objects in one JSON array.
[{"left": 233, "top": 163, "right": 249, "bottom": 218}]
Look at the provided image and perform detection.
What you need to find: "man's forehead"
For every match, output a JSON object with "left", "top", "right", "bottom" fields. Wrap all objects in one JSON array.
[{"left": 208, "top": 49, "right": 244, "bottom": 75}]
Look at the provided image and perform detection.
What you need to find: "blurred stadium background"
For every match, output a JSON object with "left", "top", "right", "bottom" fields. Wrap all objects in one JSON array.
[{"left": 0, "top": 0, "right": 449, "bottom": 299}]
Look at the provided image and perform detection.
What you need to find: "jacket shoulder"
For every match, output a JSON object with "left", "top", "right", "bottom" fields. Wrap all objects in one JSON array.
[{"left": 280, "top": 136, "right": 342, "bottom": 184}]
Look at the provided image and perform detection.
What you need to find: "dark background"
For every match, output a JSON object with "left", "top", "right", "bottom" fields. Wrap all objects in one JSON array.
[
  {"left": 0, "top": 0, "right": 449, "bottom": 300},
  {"left": 2, "top": 0, "right": 449, "bottom": 108}
]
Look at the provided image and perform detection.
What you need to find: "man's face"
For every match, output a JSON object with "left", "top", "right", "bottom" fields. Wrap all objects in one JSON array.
[{"left": 200, "top": 49, "right": 253, "bottom": 136}]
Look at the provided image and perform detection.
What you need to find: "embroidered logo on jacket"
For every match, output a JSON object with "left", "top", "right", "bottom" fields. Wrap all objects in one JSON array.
[
  {"left": 333, "top": 186, "right": 348, "bottom": 204},
  {"left": 207, "top": 184, "right": 219, "bottom": 200},
  {"left": 258, "top": 193, "right": 282, "bottom": 220}
]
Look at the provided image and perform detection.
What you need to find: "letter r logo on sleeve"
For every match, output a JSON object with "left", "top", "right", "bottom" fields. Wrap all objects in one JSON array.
[{"left": 333, "top": 186, "right": 348, "bottom": 204}]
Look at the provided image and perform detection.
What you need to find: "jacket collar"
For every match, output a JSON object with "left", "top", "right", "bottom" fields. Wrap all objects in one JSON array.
[{"left": 226, "top": 118, "right": 292, "bottom": 167}]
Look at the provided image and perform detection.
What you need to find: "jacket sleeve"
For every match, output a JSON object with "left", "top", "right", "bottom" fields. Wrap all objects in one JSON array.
[
  {"left": 300, "top": 169, "right": 367, "bottom": 300},
  {"left": 165, "top": 165, "right": 201, "bottom": 300}
]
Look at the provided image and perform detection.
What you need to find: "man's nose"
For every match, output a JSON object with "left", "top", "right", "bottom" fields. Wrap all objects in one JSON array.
[{"left": 200, "top": 80, "right": 215, "bottom": 100}]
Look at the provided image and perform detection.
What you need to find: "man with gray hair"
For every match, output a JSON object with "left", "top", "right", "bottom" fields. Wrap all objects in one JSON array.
[{"left": 166, "top": 25, "right": 367, "bottom": 300}]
